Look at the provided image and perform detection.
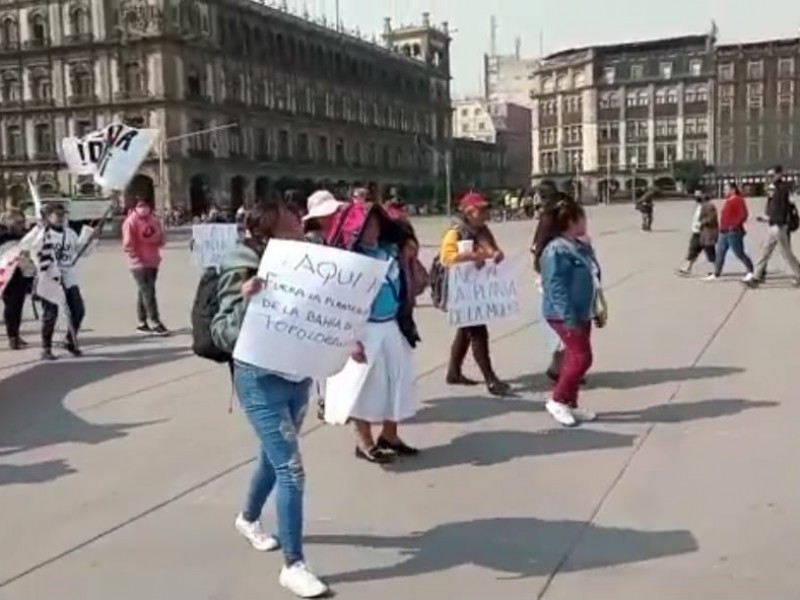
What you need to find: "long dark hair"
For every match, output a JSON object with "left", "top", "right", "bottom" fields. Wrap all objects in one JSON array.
[{"left": 532, "top": 199, "right": 586, "bottom": 272}]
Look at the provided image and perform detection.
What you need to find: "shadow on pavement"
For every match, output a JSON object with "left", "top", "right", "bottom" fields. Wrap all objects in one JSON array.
[
  {"left": 600, "top": 398, "right": 778, "bottom": 424},
  {"left": 308, "top": 517, "right": 698, "bottom": 584},
  {"left": 388, "top": 429, "right": 636, "bottom": 474},
  {"left": 0, "top": 347, "right": 188, "bottom": 485},
  {"left": 0, "top": 459, "right": 77, "bottom": 486},
  {"left": 512, "top": 365, "right": 744, "bottom": 391},
  {"left": 412, "top": 395, "right": 543, "bottom": 425}
]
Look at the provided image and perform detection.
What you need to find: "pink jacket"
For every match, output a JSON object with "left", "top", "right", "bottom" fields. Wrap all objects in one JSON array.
[{"left": 122, "top": 212, "right": 165, "bottom": 269}]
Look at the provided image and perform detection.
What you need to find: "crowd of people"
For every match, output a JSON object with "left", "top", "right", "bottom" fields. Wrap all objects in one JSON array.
[{"left": 1, "top": 168, "right": 797, "bottom": 598}]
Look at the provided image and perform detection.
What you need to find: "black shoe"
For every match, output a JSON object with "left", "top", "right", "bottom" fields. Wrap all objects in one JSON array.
[
  {"left": 136, "top": 323, "right": 152, "bottom": 334},
  {"left": 355, "top": 446, "right": 395, "bottom": 464},
  {"left": 151, "top": 323, "right": 170, "bottom": 337},
  {"left": 41, "top": 349, "right": 57, "bottom": 361},
  {"left": 487, "top": 380, "right": 512, "bottom": 397},
  {"left": 377, "top": 436, "right": 420, "bottom": 457},
  {"left": 63, "top": 341, "right": 83, "bottom": 357},
  {"left": 8, "top": 337, "right": 27, "bottom": 351}
]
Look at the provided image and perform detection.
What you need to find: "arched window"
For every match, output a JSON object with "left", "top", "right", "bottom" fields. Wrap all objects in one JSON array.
[
  {"left": 69, "top": 6, "right": 90, "bottom": 37},
  {"left": 124, "top": 62, "right": 144, "bottom": 94},
  {"left": 29, "top": 13, "right": 47, "bottom": 45},
  {"left": 2, "top": 72, "right": 21, "bottom": 103},
  {"left": 2, "top": 17, "right": 19, "bottom": 46}
]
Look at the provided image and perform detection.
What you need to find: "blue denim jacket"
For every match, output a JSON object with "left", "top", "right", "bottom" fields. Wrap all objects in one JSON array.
[{"left": 541, "top": 237, "right": 597, "bottom": 326}]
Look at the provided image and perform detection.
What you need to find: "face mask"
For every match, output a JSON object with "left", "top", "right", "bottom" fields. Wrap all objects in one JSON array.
[{"left": 135, "top": 206, "right": 151, "bottom": 218}]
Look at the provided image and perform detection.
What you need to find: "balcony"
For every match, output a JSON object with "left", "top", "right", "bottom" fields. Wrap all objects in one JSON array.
[
  {"left": 0, "top": 40, "right": 20, "bottom": 51},
  {"left": 115, "top": 89, "right": 150, "bottom": 101},
  {"left": 69, "top": 94, "right": 98, "bottom": 106},
  {"left": 23, "top": 38, "right": 51, "bottom": 50},
  {"left": 65, "top": 33, "right": 94, "bottom": 45},
  {"left": 188, "top": 148, "right": 215, "bottom": 159},
  {"left": 27, "top": 96, "right": 55, "bottom": 107},
  {"left": 4, "top": 153, "right": 27, "bottom": 162},
  {"left": 32, "top": 151, "right": 58, "bottom": 162}
]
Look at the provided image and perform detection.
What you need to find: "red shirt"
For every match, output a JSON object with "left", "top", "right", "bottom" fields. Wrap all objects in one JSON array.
[{"left": 719, "top": 194, "right": 749, "bottom": 232}]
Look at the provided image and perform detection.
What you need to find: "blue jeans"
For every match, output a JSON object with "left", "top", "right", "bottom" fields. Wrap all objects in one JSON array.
[
  {"left": 715, "top": 230, "right": 754, "bottom": 277},
  {"left": 234, "top": 362, "right": 311, "bottom": 566}
]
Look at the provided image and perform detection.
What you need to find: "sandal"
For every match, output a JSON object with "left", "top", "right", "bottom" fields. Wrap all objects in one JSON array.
[
  {"left": 355, "top": 446, "right": 395, "bottom": 464},
  {"left": 377, "top": 436, "right": 420, "bottom": 456}
]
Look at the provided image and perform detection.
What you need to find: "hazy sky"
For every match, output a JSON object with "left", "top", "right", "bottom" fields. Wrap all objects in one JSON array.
[{"left": 286, "top": 0, "right": 799, "bottom": 96}]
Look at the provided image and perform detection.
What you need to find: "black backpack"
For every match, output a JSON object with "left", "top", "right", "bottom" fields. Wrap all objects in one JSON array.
[
  {"left": 191, "top": 268, "right": 231, "bottom": 363},
  {"left": 788, "top": 202, "right": 800, "bottom": 233}
]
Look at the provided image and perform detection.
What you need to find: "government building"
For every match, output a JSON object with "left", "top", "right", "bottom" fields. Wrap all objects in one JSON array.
[{"left": 0, "top": 1, "right": 452, "bottom": 213}]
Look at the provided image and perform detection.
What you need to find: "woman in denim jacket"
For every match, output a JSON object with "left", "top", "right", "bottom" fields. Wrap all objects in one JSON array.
[
  {"left": 536, "top": 201, "right": 597, "bottom": 428},
  {"left": 211, "top": 200, "right": 329, "bottom": 599}
]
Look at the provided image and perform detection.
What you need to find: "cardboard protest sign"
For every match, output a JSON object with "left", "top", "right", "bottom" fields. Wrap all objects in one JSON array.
[
  {"left": 233, "top": 240, "right": 389, "bottom": 378},
  {"left": 94, "top": 125, "right": 159, "bottom": 190},
  {"left": 191, "top": 224, "right": 239, "bottom": 269},
  {"left": 446, "top": 260, "right": 520, "bottom": 328}
]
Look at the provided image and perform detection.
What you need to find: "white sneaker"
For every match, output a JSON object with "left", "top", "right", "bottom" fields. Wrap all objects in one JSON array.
[
  {"left": 742, "top": 272, "right": 754, "bottom": 283},
  {"left": 703, "top": 274, "right": 718, "bottom": 282},
  {"left": 571, "top": 407, "right": 597, "bottom": 422},
  {"left": 235, "top": 513, "right": 280, "bottom": 552},
  {"left": 279, "top": 562, "right": 329, "bottom": 598},
  {"left": 546, "top": 400, "right": 577, "bottom": 427}
]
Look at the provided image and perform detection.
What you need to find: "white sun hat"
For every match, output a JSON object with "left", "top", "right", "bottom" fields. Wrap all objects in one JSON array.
[{"left": 303, "top": 190, "right": 344, "bottom": 221}]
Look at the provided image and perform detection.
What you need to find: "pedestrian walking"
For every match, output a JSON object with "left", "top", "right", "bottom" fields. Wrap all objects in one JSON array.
[
  {"left": 439, "top": 193, "right": 510, "bottom": 396},
  {"left": 537, "top": 201, "right": 598, "bottom": 427},
  {"left": 678, "top": 191, "right": 718, "bottom": 276},
  {"left": 636, "top": 188, "right": 655, "bottom": 231},
  {"left": 746, "top": 165, "right": 800, "bottom": 288},
  {"left": 122, "top": 198, "right": 169, "bottom": 335},
  {"left": 0, "top": 210, "right": 35, "bottom": 350},
  {"left": 707, "top": 182, "right": 755, "bottom": 282},
  {"left": 211, "top": 200, "right": 329, "bottom": 599}
]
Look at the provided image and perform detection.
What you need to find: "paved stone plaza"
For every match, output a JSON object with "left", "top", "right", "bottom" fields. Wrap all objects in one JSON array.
[{"left": 1, "top": 201, "right": 798, "bottom": 599}]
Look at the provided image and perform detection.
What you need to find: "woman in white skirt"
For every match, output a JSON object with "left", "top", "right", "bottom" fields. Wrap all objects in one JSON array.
[{"left": 325, "top": 205, "right": 420, "bottom": 464}]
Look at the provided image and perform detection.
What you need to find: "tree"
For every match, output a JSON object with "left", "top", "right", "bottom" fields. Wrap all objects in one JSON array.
[{"left": 672, "top": 160, "right": 713, "bottom": 193}]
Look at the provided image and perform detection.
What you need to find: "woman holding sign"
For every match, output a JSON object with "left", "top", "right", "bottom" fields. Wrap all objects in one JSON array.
[
  {"left": 325, "top": 203, "right": 421, "bottom": 464},
  {"left": 210, "top": 200, "right": 329, "bottom": 599},
  {"left": 439, "top": 193, "right": 511, "bottom": 397}
]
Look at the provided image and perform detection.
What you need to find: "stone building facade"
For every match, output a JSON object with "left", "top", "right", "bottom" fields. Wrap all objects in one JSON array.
[
  {"left": 530, "top": 34, "right": 716, "bottom": 201},
  {"left": 0, "top": 1, "right": 452, "bottom": 213},
  {"left": 714, "top": 37, "right": 800, "bottom": 190},
  {"left": 453, "top": 97, "right": 531, "bottom": 189}
]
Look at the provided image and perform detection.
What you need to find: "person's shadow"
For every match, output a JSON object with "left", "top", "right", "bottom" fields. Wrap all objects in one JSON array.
[
  {"left": 512, "top": 366, "right": 744, "bottom": 392},
  {"left": 307, "top": 517, "right": 698, "bottom": 584},
  {"left": 600, "top": 398, "right": 778, "bottom": 424},
  {"left": 389, "top": 429, "right": 636, "bottom": 474},
  {"left": 412, "top": 395, "right": 544, "bottom": 425}
]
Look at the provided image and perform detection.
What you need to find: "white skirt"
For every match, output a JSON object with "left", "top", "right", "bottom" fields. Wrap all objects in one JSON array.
[{"left": 324, "top": 320, "right": 416, "bottom": 425}]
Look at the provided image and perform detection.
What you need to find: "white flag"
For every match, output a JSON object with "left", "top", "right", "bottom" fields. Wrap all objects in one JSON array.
[
  {"left": 27, "top": 176, "right": 42, "bottom": 218},
  {"left": 94, "top": 125, "right": 158, "bottom": 191},
  {"left": 62, "top": 129, "right": 108, "bottom": 176}
]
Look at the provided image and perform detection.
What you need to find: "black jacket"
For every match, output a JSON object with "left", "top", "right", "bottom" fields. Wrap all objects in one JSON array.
[{"left": 766, "top": 178, "right": 792, "bottom": 226}]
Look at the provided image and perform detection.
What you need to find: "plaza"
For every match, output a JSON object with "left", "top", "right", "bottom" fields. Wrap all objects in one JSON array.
[{"left": 1, "top": 200, "right": 798, "bottom": 599}]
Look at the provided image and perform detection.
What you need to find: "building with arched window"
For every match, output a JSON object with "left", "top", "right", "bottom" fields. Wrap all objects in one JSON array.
[{"left": 0, "top": 2, "right": 452, "bottom": 212}]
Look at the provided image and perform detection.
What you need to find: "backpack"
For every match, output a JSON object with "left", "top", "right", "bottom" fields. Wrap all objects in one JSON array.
[
  {"left": 788, "top": 202, "right": 800, "bottom": 233},
  {"left": 191, "top": 267, "right": 231, "bottom": 363}
]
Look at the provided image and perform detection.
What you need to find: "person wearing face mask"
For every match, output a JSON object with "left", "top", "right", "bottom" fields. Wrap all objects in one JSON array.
[
  {"left": 211, "top": 200, "right": 329, "bottom": 599},
  {"left": 36, "top": 203, "right": 85, "bottom": 361},
  {"left": 439, "top": 193, "right": 510, "bottom": 396},
  {"left": 537, "top": 201, "right": 599, "bottom": 427},
  {"left": 0, "top": 210, "right": 36, "bottom": 350},
  {"left": 122, "top": 198, "right": 169, "bottom": 335}
]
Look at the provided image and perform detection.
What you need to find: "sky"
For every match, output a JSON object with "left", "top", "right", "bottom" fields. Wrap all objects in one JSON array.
[{"left": 284, "top": 0, "right": 799, "bottom": 97}]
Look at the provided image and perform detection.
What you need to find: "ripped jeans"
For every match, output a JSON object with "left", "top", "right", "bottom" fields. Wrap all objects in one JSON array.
[{"left": 234, "top": 361, "right": 311, "bottom": 566}]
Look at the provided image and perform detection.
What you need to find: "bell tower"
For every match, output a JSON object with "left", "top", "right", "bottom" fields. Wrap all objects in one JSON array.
[{"left": 382, "top": 12, "right": 451, "bottom": 75}]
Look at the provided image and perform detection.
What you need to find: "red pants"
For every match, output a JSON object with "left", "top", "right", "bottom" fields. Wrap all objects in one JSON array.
[{"left": 547, "top": 320, "right": 593, "bottom": 407}]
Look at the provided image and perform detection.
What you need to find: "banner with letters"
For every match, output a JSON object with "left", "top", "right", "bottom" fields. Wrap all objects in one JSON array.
[
  {"left": 233, "top": 240, "right": 389, "bottom": 378},
  {"left": 61, "top": 123, "right": 159, "bottom": 191},
  {"left": 446, "top": 260, "right": 520, "bottom": 328},
  {"left": 191, "top": 224, "right": 239, "bottom": 269}
]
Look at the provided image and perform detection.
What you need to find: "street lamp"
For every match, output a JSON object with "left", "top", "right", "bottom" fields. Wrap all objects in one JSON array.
[
  {"left": 415, "top": 135, "right": 453, "bottom": 218},
  {"left": 158, "top": 122, "right": 239, "bottom": 208}
]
